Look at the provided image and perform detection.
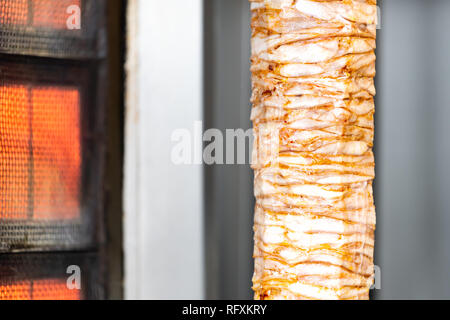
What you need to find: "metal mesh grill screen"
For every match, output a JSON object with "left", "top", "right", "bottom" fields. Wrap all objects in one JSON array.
[
  {"left": 0, "top": 85, "right": 29, "bottom": 220},
  {"left": 0, "top": 0, "right": 104, "bottom": 59},
  {"left": 0, "top": 252, "right": 102, "bottom": 300},
  {"left": 0, "top": 280, "right": 30, "bottom": 300},
  {"left": 0, "top": 0, "right": 110, "bottom": 300},
  {"left": 0, "top": 58, "right": 100, "bottom": 252},
  {"left": 0, "top": 85, "right": 81, "bottom": 221},
  {"left": 32, "top": 87, "right": 81, "bottom": 220},
  {"left": 0, "top": 0, "right": 28, "bottom": 26},
  {"left": 0, "top": 279, "right": 81, "bottom": 300},
  {"left": 32, "top": 0, "right": 81, "bottom": 30}
]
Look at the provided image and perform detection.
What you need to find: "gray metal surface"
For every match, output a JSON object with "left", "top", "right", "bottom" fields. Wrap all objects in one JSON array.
[
  {"left": 375, "top": 0, "right": 450, "bottom": 299},
  {"left": 204, "top": 0, "right": 253, "bottom": 299}
]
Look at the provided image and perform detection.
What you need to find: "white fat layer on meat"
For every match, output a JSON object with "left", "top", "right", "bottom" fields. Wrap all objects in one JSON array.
[
  {"left": 294, "top": 0, "right": 377, "bottom": 25},
  {"left": 255, "top": 181, "right": 344, "bottom": 199},
  {"left": 288, "top": 282, "right": 367, "bottom": 300},
  {"left": 260, "top": 38, "right": 375, "bottom": 64}
]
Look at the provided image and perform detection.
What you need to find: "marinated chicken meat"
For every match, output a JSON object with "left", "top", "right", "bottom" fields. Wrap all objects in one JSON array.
[{"left": 250, "top": 0, "right": 377, "bottom": 300}]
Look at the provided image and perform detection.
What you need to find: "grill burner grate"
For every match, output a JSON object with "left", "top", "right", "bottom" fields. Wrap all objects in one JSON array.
[
  {"left": 0, "top": 0, "right": 105, "bottom": 59},
  {"left": 0, "top": 58, "right": 102, "bottom": 253},
  {"left": 0, "top": 0, "right": 113, "bottom": 300}
]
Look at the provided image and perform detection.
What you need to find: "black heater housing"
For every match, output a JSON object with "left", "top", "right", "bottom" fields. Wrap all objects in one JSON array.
[{"left": 0, "top": 0, "right": 124, "bottom": 300}]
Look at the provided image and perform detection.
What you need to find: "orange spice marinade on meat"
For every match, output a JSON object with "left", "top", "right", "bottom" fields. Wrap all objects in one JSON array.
[{"left": 250, "top": 0, "right": 377, "bottom": 300}]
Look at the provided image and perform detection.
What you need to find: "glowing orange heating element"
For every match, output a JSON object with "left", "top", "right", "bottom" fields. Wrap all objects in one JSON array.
[
  {"left": 32, "top": 0, "right": 81, "bottom": 29},
  {"left": 0, "top": 0, "right": 28, "bottom": 26},
  {"left": 0, "top": 86, "right": 30, "bottom": 220},
  {"left": 0, "top": 85, "right": 81, "bottom": 221},
  {"left": 0, "top": 279, "right": 81, "bottom": 300},
  {"left": 32, "top": 279, "right": 81, "bottom": 300},
  {"left": 0, "top": 281, "right": 31, "bottom": 300},
  {"left": 32, "top": 87, "right": 81, "bottom": 220},
  {"left": 0, "top": 0, "right": 81, "bottom": 29}
]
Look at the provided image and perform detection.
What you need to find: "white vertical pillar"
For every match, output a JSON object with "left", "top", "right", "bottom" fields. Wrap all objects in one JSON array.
[{"left": 124, "top": 0, "right": 204, "bottom": 299}]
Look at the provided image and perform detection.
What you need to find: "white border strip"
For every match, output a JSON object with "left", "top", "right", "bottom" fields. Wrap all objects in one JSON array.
[{"left": 124, "top": 0, "right": 204, "bottom": 299}]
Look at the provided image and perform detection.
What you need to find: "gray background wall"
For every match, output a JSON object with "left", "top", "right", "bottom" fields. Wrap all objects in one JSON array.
[
  {"left": 375, "top": 0, "right": 450, "bottom": 299},
  {"left": 204, "top": 0, "right": 253, "bottom": 300},
  {"left": 204, "top": 0, "right": 450, "bottom": 299}
]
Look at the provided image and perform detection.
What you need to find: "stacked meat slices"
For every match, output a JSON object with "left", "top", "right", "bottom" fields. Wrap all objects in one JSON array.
[{"left": 250, "top": 0, "right": 377, "bottom": 300}]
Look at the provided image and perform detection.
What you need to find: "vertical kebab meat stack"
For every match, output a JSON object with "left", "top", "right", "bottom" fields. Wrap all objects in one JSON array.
[{"left": 250, "top": 0, "right": 377, "bottom": 300}]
